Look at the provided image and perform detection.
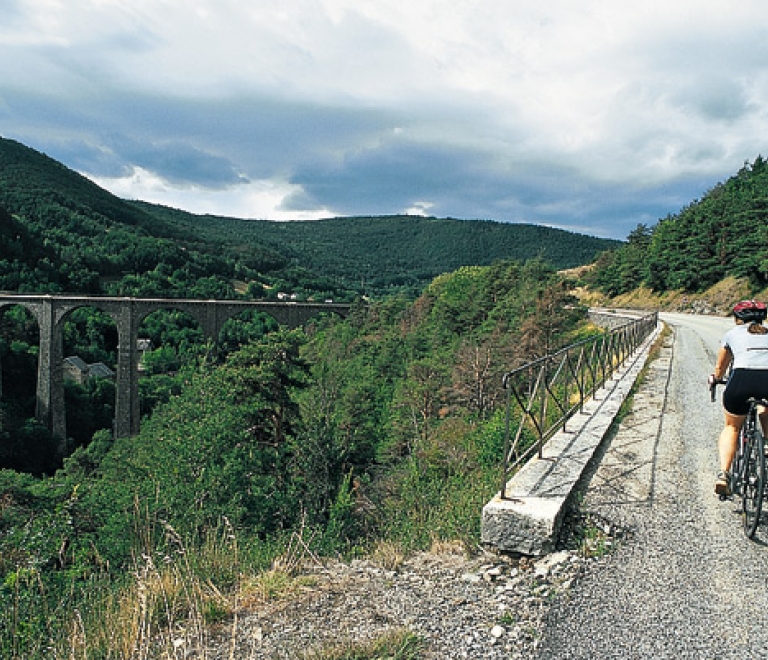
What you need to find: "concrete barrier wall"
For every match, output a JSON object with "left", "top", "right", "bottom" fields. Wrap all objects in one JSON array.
[{"left": 588, "top": 307, "right": 646, "bottom": 330}]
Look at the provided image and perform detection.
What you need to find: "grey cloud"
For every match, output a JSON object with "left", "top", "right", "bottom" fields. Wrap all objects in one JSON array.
[
  {"left": 281, "top": 136, "right": 696, "bottom": 239},
  {"left": 3, "top": 62, "right": 757, "bottom": 242},
  {"left": 696, "top": 87, "right": 751, "bottom": 122},
  {"left": 10, "top": 90, "right": 396, "bottom": 186},
  {"left": 283, "top": 139, "right": 493, "bottom": 213},
  {"left": 104, "top": 137, "right": 249, "bottom": 187},
  {"left": 671, "top": 77, "right": 752, "bottom": 122},
  {"left": 7, "top": 82, "right": 746, "bottom": 240}
]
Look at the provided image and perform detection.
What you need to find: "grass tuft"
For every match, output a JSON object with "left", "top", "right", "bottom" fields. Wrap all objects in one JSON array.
[{"left": 304, "top": 627, "right": 424, "bottom": 660}]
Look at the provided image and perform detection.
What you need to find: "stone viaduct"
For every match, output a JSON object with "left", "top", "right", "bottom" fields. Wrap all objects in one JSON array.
[{"left": 0, "top": 294, "right": 350, "bottom": 442}]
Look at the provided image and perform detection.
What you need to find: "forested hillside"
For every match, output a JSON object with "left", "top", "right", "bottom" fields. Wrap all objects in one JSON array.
[
  {"left": 133, "top": 202, "right": 620, "bottom": 294},
  {"left": 588, "top": 156, "right": 768, "bottom": 297},
  {"left": 0, "top": 135, "right": 618, "bottom": 300},
  {"left": 0, "top": 136, "right": 295, "bottom": 299}
]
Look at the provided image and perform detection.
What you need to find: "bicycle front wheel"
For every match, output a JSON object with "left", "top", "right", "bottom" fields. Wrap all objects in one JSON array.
[{"left": 742, "top": 432, "right": 766, "bottom": 538}]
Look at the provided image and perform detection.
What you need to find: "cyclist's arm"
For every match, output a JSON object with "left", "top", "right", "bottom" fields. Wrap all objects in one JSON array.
[{"left": 713, "top": 346, "right": 733, "bottom": 381}]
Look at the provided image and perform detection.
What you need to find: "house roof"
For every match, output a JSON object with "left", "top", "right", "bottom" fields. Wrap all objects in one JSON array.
[
  {"left": 63, "top": 356, "right": 115, "bottom": 379},
  {"left": 64, "top": 356, "right": 89, "bottom": 372},
  {"left": 87, "top": 362, "right": 115, "bottom": 379}
]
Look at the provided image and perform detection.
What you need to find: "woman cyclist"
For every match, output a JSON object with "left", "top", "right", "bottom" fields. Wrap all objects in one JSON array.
[{"left": 709, "top": 299, "right": 768, "bottom": 496}]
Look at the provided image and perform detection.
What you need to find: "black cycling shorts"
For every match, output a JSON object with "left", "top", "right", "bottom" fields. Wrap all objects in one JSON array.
[{"left": 723, "top": 368, "right": 768, "bottom": 415}]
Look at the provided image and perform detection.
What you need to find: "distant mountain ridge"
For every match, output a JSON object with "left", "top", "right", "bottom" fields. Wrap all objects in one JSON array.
[
  {"left": 132, "top": 201, "right": 621, "bottom": 290},
  {"left": 0, "top": 136, "right": 620, "bottom": 297}
]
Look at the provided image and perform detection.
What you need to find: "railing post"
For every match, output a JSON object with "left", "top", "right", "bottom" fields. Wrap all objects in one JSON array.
[{"left": 500, "top": 382, "right": 512, "bottom": 499}]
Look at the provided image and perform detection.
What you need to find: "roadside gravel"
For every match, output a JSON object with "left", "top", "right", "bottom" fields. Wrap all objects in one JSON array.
[{"left": 202, "top": 546, "right": 596, "bottom": 660}]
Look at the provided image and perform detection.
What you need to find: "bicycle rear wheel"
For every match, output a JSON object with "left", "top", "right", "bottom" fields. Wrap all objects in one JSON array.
[{"left": 742, "top": 432, "right": 766, "bottom": 538}]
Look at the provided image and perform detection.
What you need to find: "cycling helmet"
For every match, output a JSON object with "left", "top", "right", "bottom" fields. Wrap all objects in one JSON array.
[{"left": 732, "top": 299, "right": 767, "bottom": 323}]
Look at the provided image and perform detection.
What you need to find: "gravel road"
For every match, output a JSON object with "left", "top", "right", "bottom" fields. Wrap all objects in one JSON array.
[{"left": 536, "top": 313, "right": 768, "bottom": 659}]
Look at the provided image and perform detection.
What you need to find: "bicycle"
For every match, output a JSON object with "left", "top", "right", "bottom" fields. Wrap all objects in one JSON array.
[{"left": 710, "top": 379, "right": 768, "bottom": 538}]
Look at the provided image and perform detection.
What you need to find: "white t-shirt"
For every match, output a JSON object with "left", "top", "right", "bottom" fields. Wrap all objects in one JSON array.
[{"left": 722, "top": 324, "right": 768, "bottom": 370}]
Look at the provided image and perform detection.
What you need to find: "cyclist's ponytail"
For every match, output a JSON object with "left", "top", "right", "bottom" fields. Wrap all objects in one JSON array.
[{"left": 748, "top": 322, "right": 768, "bottom": 335}]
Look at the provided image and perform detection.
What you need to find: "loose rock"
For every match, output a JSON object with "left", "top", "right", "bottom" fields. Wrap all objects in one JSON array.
[{"left": 196, "top": 537, "right": 602, "bottom": 660}]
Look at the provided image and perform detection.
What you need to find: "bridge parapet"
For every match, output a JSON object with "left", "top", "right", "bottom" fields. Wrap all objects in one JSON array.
[{"left": 481, "top": 309, "right": 661, "bottom": 555}]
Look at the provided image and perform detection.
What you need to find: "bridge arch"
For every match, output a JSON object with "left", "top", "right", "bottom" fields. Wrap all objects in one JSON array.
[{"left": 0, "top": 301, "right": 40, "bottom": 416}]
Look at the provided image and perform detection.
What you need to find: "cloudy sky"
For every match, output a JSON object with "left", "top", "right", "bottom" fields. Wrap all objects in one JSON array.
[{"left": 2, "top": 0, "right": 767, "bottom": 239}]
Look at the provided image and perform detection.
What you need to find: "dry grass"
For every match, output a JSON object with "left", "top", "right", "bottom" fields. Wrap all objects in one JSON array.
[
  {"left": 42, "top": 519, "right": 470, "bottom": 659},
  {"left": 54, "top": 558, "right": 218, "bottom": 660},
  {"left": 43, "top": 522, "right": 242, "bottom": 660},
  {"left": 568, "top": 273, "right": 768, "bottom": 316},
  {"left": 428, "top": 538, "right": 469, "bottom": 558},
  {"left": 238, "top": 568, "right": 318, "bottom": 610},
  {"left": 609, "top": 277, "right": 768, "bottom": 314},
  {"left": 369, "top": 539, "right": 406, "bottom": 571},
  {"left": 302, "top": 627, "right": 424, "bottom": 660},
  {"left": 239, "top": 526, "right": 323, "bottom": 609}
]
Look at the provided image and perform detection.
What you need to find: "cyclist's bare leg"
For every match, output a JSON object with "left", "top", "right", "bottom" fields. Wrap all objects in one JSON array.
[{"left": 719, "top": 411, "right": 746, "bottom": 473}]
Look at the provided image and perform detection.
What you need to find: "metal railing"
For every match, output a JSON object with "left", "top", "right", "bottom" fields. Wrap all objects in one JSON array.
[{"left": 498, "top": 311, "right": 658, "bottom": 499}]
